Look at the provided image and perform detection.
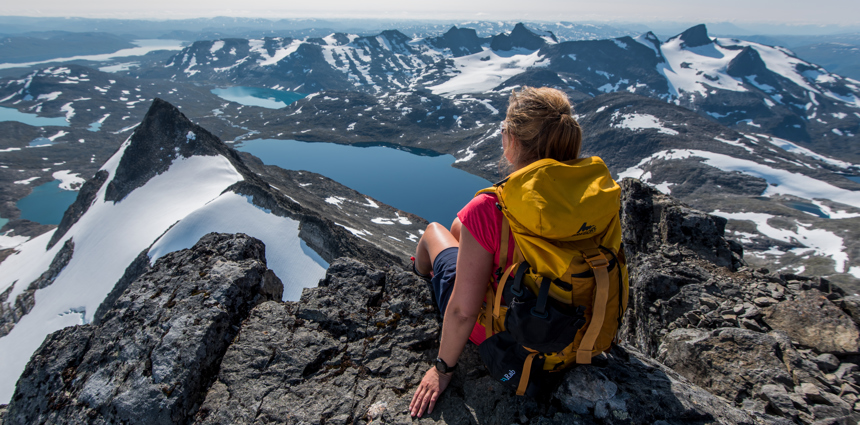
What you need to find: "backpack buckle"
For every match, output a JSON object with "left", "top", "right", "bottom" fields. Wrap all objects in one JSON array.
[{"left": 583, "top": 252, "right": 609, "bottom": 269}]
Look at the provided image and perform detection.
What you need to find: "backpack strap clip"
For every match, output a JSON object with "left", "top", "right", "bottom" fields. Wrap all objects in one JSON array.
[{"left": 583, "top": 251, "right": 609, "bottom": 269}]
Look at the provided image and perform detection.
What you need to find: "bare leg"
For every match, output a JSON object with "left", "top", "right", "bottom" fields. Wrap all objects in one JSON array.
[
  {"left": 414, "top": 222, "right": 458, "bottom": 276},
  {"left": 450, "top": 217, "right": 462, "bottom": 242}
]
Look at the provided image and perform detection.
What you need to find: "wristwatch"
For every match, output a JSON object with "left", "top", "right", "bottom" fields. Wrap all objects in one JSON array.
[{"left": 435, "top": 357, "right": 457, "bottom": 374}]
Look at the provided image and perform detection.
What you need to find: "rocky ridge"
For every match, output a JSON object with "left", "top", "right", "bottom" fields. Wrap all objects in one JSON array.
[{"left": 4, "top": 178, "right": 860, "bottom": 424}]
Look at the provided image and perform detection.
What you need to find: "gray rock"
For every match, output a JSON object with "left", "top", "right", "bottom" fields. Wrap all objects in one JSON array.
[
  {"left": 759, "top": 384, "right": 799, "bottom": 420},
  {"left": 835, "top": 363, "right": 859, "bottom": 381},
  {"left": 815, "top": 354, "right": 841, "bottom": 373},
  {"left": 754, "top": 297, "right": 778, "bottom": 307},
  {"left": 657, "top": 328, "right": 795, "bottom": 403},
  {"left": 740, "top": 318, "right": 764, "bottom": 332},
  {"left": 554, "top": 347, "right": 756, "bottom": 424},
  {"left": 797, "top": 382, "right": 828, "bottom": 404},
  {"left": 763, "top": 291, "right": 860, "bottom": 354},
  {"left": 4, "top": 233, "right": 283, "bottom": 425},
  {"left": 840, "top": 296, "right": 860, "bottom": 326},
  {"left": 812, "top": 392, "right": 853, "bottom": 422}
]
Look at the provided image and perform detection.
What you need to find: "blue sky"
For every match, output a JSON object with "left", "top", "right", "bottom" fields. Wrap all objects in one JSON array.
[{"left": 5, "top": 0, "right": 859, "bottom": 26}]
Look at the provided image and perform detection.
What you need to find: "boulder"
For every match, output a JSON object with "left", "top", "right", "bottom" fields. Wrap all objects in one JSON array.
[
  {"left": 814, "top": 353, "right": 840, "bottom": 373},
  {"left": 656, "top": 328, "right": 795, "bottom": 403},
  {"left": 4, "top": 233, "right": 283, "bottom": 425},
  {"left": 763, "top": 291, "right": 860, "bottom": 354}
]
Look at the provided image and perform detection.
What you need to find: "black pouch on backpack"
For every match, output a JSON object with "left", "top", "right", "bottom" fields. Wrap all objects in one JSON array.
[
  {"left": 505, "top": 295, "right": 587, "bottom": 353},
  {"left": 478, "top": 331, "right": 545, "bottom": 397}
]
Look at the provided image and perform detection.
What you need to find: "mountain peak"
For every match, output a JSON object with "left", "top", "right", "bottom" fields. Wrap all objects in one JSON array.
[
  {"left": 677, "top": 24, "right": 712, "bottom": 48},
  {"left": 103, "top": 98, "right": 239, "bottom": 203},
  {"left": 431, "top": 26, "right": 485, "bottom": 57},
  {"left": 726, "top": 45, "right": 769, "bottom": 78},
  {"left": 490, "top": 23, "right": 554, "bottom": 52}
]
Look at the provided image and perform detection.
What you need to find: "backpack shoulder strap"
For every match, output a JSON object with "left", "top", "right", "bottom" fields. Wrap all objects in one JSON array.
[{"left": 576, "top": 248, "right": 611, "bottom": 364}]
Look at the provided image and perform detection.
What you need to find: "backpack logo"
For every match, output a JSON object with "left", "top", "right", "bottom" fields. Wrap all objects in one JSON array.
[
  {"left": 501, "top": 369, "right": 517, "bottom": 382},
  {"left": 576, "top": 222, "right": 597, "bottom": 236}
]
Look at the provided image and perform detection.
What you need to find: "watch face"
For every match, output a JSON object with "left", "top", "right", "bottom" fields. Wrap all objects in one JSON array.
[{"left": 435, "top": 358, "right": 453, "bottom": 373}]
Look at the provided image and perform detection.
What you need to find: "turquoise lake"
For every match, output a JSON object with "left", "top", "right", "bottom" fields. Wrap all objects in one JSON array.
[
  {"left": 211, "top": 87, "right": 306, "bottom": 109},
  {"left": 17, "top": 180, "right": 77, "bottom": 225},
  {"left": 0, "top": 106, "right": 68, "bottom": 127},
  {"left": 236, "top": 139, "right": 492, "bottom": 225}
]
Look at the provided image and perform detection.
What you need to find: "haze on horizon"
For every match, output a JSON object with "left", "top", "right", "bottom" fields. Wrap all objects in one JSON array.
[{"left": 5, "top": 0, "right": 860, "bottom": 28}]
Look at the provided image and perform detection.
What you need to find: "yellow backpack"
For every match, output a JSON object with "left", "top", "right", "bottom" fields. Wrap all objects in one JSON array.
[{"left": 475, "top": 157, "right": 629, "bottom": 396}]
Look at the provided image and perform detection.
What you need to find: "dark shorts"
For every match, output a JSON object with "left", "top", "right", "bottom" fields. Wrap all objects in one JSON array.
[{"left": 431, "top": 247, "right": 458, "bottom": 316}]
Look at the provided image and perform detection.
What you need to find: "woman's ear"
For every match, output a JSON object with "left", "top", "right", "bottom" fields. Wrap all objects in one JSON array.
[{"left": 503, "top": 134, "right": 517, "bottom": 165}]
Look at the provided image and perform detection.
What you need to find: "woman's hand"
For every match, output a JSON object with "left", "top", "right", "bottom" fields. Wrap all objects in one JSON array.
[{"left": 409, "top": 366, "right": 453, "bottom": 417}]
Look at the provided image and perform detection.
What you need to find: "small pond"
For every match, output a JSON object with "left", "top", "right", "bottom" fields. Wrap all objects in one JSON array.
[
  {"left": 846, "top": 175, "right": 860, "bottom": 184},
  {"left": 16, "top": 180, "right": 78, "bottom": 225},
  {"left": 236, "top": 139, "right": 492, "bottom": 225},
  {"left": 784, "top": 201, "right": 829, "bottom": 218},
  {"left": 0, "top": 106, "right": 69, "bottom": 127},
  {"left": 211, "top": 86, "right": 306, "bottom": 109}
]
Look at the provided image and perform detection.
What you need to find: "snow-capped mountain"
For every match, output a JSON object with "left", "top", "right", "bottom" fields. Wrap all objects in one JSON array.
[
  {"left": 0, "top": 98, "right": 420, "bottom": 403},
  {"left": 154, "top": 23, "right": 860, "bottom": 160}
]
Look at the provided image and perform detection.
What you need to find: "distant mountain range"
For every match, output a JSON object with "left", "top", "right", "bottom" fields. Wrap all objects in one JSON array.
[
  {"left": 0, "top": 22, "right": 859, "bottom": 308},
  {"left": 150, "top": 23, "right": 860, "bottom": 162}
]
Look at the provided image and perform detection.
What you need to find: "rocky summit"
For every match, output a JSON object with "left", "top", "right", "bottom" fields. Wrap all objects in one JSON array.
[{"left": 3, "top": 176, "right": 860, "bottom": 424}]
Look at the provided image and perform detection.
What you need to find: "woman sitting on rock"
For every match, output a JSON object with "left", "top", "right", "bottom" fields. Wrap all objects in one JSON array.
[{"left": 409, "top": 86, "right": 591, "bottom": 417}]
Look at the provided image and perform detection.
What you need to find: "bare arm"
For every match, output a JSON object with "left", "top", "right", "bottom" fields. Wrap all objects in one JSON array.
[{"left": 410, "top": 226, "right": 493, "bottom": 417}]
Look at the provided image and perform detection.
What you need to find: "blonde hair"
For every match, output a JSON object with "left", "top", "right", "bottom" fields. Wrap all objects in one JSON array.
[{"left": 504, "top": 86, "right": 582, "bottom": 169}]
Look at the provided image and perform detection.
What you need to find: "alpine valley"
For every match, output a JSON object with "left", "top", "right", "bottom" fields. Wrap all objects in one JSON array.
[{"left": 2, "top": 20, "right": 860, "bottom": 424}]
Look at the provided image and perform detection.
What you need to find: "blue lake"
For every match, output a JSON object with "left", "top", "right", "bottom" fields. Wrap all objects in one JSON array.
[
  {"left": 211, "top": 87, "right": 306, "bottom": 109},
  {"left": 17, "top": 180, "right": 78, "bottom": 225},
  {"left": 236, "top": 139, "right": 492, "bottom": 225},
  {"left": 0, "top": 217, "right": 7, "bottom": 229},
  {"left": 88, "top": 121, "right": 102, "bottom": 132},
  {"left": 0, "top": 106, "right": 68, "bottom": 127},
  {"left": 846, "top": 175, "right": 860, "bottom": 184}
]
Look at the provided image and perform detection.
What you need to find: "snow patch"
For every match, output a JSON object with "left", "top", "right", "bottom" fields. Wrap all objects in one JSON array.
[
  {"left": 52, "top": 170, "right": 85, "bottom": 190},
  {"left": 612, "top": 112, "right": 678, "bottom": 135},
  {"left": 36, "top": 92, "right": 62, "bottom": 102}
]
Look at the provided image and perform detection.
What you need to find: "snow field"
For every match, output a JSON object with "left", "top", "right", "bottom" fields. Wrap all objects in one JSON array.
[
  {"left": 148, "top": 192, "right": 328, "bottom": 302},
  {"left": 713, "top": 210, "right": 848, "bottom": 273},
  {"left": 657, "top": 37, "right": 747, "bottom": 98},
  {"left": 619, "top": 149, "right": 860, "bottom": 210},
  {"left": 428, "top": 47, "right": 548, "bottom": 96}
]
